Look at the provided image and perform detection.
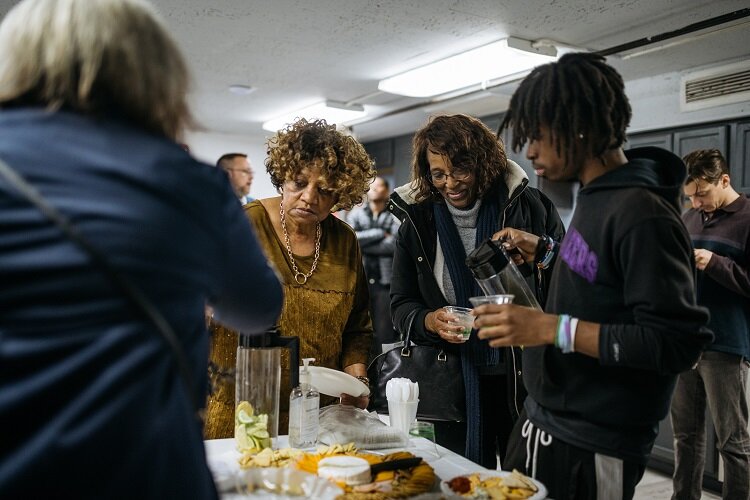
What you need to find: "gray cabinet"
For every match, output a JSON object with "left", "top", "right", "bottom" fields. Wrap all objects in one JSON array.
[
  {"left": 364, "top": 139, "right": 394, "bottom": 169},
  {"left": 674, "top": 125, "right": 728, "bottom": 158},
  {"left": 628, "top": 121, "right": 748, "bottom": 196},
  {"left": 626, "top": 131, "right": 673, "bottom": 151},
  {"left": 731, "top": 122, "right": 750, "bottom": 194}
]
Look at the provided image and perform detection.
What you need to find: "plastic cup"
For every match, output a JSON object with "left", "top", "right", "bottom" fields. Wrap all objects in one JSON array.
[
  {"left": 444, "top": 306, "right": 474, "bottom": 342},
  {"left": 387, "top": 399, "right": 419, "bottom": 435},
  {"left": 409, "top": 421, "right": 440, "bottom": 458},
  {"left": 468, "top": 294, "right": 515, "bottom": 307}
]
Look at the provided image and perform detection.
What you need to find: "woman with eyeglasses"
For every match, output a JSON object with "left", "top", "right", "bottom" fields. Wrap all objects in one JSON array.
[{"left": 389, "top": 114, "right": 565, "bottom": 467}]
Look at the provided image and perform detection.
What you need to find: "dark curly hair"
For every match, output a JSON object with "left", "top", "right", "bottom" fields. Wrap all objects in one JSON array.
[
  {"left": 499, "top": 52, "right": 632, "bottom": 170},
  {"left": 265, "top": 118, "right": 376, "bottom": 211},
  {"left": 410, "top": 114, "right": 508, "bottom": 203},
  {"left": 683, "top": 148, "right": 729, "bottom": 185}
]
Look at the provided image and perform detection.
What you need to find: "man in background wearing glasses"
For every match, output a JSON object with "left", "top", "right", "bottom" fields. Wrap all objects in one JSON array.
[{"left": 218, "top": 152, "right": 254, "bottom": 205}]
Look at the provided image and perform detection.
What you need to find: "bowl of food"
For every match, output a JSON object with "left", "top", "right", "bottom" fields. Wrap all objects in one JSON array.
[{"left": 441, "top": 470, "right": 547, "bottom": 499}]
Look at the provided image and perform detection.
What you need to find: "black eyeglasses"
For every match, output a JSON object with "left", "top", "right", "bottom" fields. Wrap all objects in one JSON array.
[{"left": 427, "top": 167, "right": 472, "bottom": 184}]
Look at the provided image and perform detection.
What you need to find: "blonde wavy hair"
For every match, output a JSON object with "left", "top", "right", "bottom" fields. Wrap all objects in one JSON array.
[
  {"left": 0, "top": 0, "right": 191, "bottom": 140},
  {"left": 265, "top": 119, "right": 376, "bottom": 212}
]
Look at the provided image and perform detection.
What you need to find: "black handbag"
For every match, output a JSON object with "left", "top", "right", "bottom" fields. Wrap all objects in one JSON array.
[{"left": 367, "top": 309, "right": 466, "bottom": 422}]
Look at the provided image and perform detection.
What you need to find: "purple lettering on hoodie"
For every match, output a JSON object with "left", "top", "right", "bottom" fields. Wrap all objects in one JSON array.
[{"left": 559, "top": 228, "right": 599, "bottom": 283}]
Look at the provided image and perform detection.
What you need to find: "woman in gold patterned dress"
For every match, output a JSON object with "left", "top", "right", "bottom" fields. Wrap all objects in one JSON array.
[{"left": 204, "top": 118, "right": 376, "bottom": 438}]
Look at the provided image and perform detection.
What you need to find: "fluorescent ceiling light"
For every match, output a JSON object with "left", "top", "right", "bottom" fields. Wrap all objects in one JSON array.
[
  {"left": 262, "top": 100, "right": 366, "bottom": 132},
  {"left": 378, "top": 37, "right": 557, "bottom": 98}
]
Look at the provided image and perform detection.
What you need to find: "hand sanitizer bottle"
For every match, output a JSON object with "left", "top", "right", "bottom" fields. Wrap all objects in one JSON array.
[{"left": 288, "top": 357, "right": 320, "bottom": 448}]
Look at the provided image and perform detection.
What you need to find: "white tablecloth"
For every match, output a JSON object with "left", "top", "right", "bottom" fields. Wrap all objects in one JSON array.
[{"left": 205, "top": 436, "right": 487, "bottom": 497}]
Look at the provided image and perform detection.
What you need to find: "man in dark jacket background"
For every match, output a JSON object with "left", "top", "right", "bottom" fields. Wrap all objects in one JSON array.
[
  {"left": 473, "top": 52, "right": 711, "bottom": 499},
  {"left": 348, "top": 176, "right": 401, "bottom": 361}
]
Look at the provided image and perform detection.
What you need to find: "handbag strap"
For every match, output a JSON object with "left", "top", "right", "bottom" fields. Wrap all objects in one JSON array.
[
  {"left": 399, "top": 308, "right": 419, "bottom": 356},
  {"left": 399, "top": 308, "right": 447, "bottom": 360},
  {"left": 0, "top": 157, "right": 200, "bottom": 414}
]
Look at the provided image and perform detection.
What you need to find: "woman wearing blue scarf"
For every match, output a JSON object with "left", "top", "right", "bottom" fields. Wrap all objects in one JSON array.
[{"left": 389, "top": 114, "right": 565, "bottom": 467}]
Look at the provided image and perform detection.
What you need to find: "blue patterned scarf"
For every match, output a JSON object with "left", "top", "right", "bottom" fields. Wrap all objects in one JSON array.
[{"left": 433, "top": 191, "right": 502, "bottom": 464}]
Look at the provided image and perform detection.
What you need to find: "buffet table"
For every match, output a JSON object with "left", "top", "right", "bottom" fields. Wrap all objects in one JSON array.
[{"left": 205, "top": 436, "right": 488, "bottom": 497}]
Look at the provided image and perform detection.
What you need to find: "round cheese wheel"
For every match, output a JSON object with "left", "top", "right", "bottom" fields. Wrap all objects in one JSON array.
[{"left": 317, "top": 456, "right": 371, "bottom": 486}]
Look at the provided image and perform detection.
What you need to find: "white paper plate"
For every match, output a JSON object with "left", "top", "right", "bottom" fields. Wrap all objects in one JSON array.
[
  {"left": 302, "top": 366, "right": 370, "bottom": 397},
  {"left": 440, "top": 471, "right": 547, "bottom": 499},
  {"left": 234, "top": 467, "right": 343, "bottom": 499}
]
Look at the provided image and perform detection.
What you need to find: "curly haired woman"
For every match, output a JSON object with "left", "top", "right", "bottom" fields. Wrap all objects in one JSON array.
[{"left": 204, "top": 118, "right": 376, "bottom": 438}]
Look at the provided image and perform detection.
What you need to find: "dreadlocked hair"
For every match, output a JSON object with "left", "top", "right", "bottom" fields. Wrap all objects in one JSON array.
[{"left": 499, "top": 52, "right": 632, "bottom": 169}]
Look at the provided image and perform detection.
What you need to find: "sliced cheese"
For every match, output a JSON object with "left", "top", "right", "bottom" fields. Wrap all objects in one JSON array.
[{"left": 317, "top": 456, "right": 371, "bottom": 486}]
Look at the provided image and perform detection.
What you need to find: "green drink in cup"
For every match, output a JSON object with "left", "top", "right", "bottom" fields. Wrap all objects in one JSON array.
[
  {"left": 409, "top": 421, "right": 439, "bottom": 458},
  {"left": 444, "top": 306, "right": 474, "bottom": 342}
]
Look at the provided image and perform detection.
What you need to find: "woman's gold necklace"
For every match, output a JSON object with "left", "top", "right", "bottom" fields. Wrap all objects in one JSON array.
[{"left": 280, "top": 202, "right": 321, "bottom": 285}]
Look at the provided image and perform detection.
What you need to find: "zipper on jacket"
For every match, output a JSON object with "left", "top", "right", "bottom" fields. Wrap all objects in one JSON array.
[
  {"left": 500, "top": 178, "right": 529, "bottom": 229},
  {"left": 510, "top": 346, "right": 521, "bottom": 419},
  {"left": 501, "top": 179, "right": 529, "bottom": 421},
  {"left": 389, "top": 197, "right": 433, "bottom": 273}
]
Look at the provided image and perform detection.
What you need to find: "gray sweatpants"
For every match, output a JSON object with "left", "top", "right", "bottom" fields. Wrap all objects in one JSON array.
[{"left": 671, "top": 351, "right": 750, "bottom": 500}]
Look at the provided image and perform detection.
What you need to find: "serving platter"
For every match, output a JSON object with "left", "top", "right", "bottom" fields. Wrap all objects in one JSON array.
[{"left": 440, "top": 470, "right": 547, "bottom": 499}]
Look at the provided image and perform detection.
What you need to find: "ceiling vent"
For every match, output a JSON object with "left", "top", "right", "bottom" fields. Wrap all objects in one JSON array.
[{"left": 681, "top": 60, "right": 750, "bottom": 112}]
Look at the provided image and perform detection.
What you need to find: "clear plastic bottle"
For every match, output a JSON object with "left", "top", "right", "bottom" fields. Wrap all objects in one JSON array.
[{"left": 288, "top": 357, "right": 320, "bottom": 448}]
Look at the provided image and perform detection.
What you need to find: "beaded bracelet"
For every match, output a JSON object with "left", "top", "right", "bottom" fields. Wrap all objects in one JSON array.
[{"left": 536, "top": 234, "right": 558, "bottom": 270}]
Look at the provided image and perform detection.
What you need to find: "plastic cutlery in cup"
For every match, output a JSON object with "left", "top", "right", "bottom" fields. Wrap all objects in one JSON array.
[{"left": 385, "top": 378, "right": 419, "bottom": 402}]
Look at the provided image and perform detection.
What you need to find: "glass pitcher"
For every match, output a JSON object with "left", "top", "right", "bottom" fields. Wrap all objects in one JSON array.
[
  {"left": 466, "top": 239, "right": 542, "bottom": 310},
  {"left": 235, "top": 327, "right": 299, "bottom": 441}
]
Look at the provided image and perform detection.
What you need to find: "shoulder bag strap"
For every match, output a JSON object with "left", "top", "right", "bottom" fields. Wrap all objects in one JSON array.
[
  {"left": 400, "top": 308, "right": 420, "bottom": 356},
  {"left": 0, "top": 158, "right": 200, "bottom": 414},
  {"left": 401, "top": 308, "right": 448, "bottom": 361}
]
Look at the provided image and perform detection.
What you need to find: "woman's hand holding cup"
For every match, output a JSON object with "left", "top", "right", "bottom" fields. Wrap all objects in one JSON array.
[{"left": 425, "top": 307, "right": 474, "bottom": 343}]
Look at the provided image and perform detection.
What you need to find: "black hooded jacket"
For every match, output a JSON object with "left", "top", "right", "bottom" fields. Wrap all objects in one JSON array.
[{"left": 524, "top": 147, "right": 712, "bottom": 463}]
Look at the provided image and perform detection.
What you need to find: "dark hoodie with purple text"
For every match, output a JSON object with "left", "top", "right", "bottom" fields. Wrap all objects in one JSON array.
[{"left": 523, "top": 147, "right": 712, "bottom": 464}]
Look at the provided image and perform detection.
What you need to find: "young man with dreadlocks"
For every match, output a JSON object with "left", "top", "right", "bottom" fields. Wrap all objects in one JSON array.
[{"left": 471, "top": 52, "right": 711, "bottom": 499}]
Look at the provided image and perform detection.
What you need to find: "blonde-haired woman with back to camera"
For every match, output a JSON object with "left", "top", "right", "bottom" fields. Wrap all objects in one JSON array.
[{"left": 0, "top": 0, "right": 283, "bottom": 498}]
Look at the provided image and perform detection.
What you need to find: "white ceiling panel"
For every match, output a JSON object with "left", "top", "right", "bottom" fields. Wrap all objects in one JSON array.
[{"left": 0, "top": 0, "right": 748, "bottom": 142}]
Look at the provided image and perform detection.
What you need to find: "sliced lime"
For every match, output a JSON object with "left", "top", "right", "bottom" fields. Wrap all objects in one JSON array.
[{"left": 237, "top": 409, "right": 254, "bottom": 424}]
